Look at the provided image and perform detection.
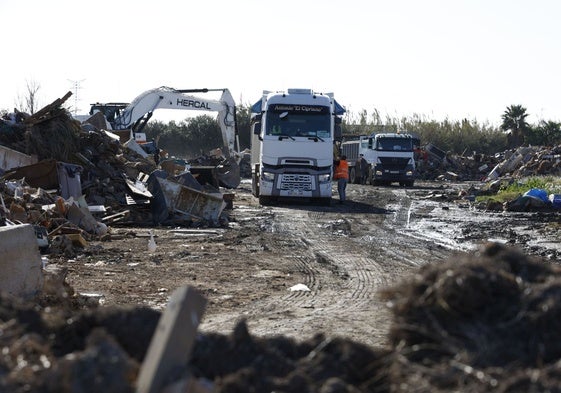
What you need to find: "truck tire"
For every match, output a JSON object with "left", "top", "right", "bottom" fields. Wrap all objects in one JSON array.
[
  {"left": 259, "top": 196, "right": 273, "bottom": 206},
  {"left": 349, "top": 167, "right": 357, "bottom": 184}
]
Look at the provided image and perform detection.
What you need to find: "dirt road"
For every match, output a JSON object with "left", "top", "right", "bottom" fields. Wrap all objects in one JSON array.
[{"left": 63, "top": 179, "right": 561, "bottom": 349}]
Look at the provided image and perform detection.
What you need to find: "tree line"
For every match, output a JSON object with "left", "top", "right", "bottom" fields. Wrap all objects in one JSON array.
[
  {"left": 3, "top": 86, "right": 559, "bottom": 159},
  {"left": 142, "top": 103, "right": 560, "bottom": 159}
]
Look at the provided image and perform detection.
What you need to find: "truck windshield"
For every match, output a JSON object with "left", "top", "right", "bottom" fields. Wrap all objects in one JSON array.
[
  {"left": 376, "top": 137, "right": 413, "bottom": 151},
  {"left": 265, "top": 105, "right": 331, "bottom": 139}
]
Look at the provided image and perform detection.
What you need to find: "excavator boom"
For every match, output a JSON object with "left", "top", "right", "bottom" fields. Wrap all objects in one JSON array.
[{"left": 90, "top": 87, "right": 241, "bottom": 188}]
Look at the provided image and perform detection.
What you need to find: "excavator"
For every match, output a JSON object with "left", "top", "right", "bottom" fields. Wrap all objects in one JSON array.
[{"left": 89, "top": 86, "right": 241, "bottom": 188}]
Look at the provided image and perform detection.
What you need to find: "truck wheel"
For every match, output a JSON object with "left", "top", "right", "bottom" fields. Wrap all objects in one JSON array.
[
  {"left": 259, "top": 196, "right": 273, "bottom": 206},
  {"left": 349, "top": 167, "right": 356, "bottom": 184}
]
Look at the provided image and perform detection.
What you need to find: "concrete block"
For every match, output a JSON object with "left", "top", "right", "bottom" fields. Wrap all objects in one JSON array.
[
  {"left": 0, "top": 145, "right": 38, "bottom": 172},
  {"left": 0, "top": 224, "right": 43, "bottom": 298}
]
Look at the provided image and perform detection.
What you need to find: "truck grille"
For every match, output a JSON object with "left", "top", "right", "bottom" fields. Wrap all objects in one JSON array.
[
  {"left": 379, "top": 157, "right": 410, "bottom": 170},
  {"left": 280, "top": 174, "right": 313, "bottom": 191}
]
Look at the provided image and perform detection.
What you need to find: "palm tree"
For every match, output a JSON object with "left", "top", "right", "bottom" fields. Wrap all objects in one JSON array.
[
  {"left": 538, "top": 120, "right": 561, "bottom": 146},
  {"left": 500, "top": 105, "right": 530, "bottom": 148}
]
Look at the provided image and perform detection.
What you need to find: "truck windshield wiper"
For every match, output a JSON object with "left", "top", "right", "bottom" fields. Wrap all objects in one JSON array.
[
  {"left": 278, "top": 135, "right": 295, "bottom": 141},
  {"left": 308, "top": 136, "right": 324, "bottom": 142}
]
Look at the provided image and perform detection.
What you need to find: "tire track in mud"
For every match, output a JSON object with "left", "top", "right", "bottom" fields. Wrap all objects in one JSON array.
[
  {"left": 273, "top": 207, "right": 389, "bottom": 310},
  {"left": 201, "top": 185, "right": 461, "bottom": 347},
  {"left": 228, "top": 206, "right": 397, "bottom": 346}
]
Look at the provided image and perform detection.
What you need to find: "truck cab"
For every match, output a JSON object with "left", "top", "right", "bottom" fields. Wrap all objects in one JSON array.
[
  {"left": 369, "top": 133, "right": 415, "bottom": 186},
  {"left": 250, "top": 88, "right": 345, "bottom": 205},
  {"left": 341, "top": 132, "right": 416, "bottom": 187}
]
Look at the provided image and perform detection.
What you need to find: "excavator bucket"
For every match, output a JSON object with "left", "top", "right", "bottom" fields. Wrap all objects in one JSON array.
[{"left": 216, "top": 157, "right": 240, "bottom": 189}]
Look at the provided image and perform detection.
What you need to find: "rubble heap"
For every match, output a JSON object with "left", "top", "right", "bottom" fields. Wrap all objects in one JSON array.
[
  {"left": 416, "top": 143, "right": 561, "bottom": 182},
  {"left": 0, "top": 94, "right": 231, "bottom": 257}
]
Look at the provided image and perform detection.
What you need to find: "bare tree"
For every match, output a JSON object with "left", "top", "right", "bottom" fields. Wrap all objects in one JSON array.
[{"left": 15, "top": 79, "right": 41, "bottom": 114}]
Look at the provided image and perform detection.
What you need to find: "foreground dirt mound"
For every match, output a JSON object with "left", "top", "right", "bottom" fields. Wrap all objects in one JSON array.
[
  {"left": 382, "top": 242, "right": 561, "bottom": 392},
  {"left": 2, "top": 243, "right": 561, "bottom": 392}
]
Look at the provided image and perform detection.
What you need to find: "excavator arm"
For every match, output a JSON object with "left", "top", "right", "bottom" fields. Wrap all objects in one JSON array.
[
  {"left": 109, "top": 87, "right": 239, "bottom": 160},
  {"left": 91, "top": 86, "right": 241, "bottom": 188}
]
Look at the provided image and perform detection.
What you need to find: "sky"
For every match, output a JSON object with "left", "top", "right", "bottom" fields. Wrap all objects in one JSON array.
[{"left": 1, "top": 0, "right": 560, "bottom": 127}]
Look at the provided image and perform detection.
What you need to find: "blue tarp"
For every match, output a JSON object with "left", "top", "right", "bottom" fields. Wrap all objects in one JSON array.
[{"left": 524, "top": 188, "right": 549, "bottom": 203}]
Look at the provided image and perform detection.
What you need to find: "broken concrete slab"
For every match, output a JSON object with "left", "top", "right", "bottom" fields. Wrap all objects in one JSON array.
[
  {"left": 136, "top": 286, "right": 207, "bottom": 393},
  {"left": 0, "top": 145, "right": 38, "bottom": 172},
  {"left": 0, "top": 224, "right": 43, "bottom": 298}
]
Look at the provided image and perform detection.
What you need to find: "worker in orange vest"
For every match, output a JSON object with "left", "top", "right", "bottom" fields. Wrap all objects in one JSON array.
[{"left": 333, "top": 155, "right": 349, "bottom": 204}]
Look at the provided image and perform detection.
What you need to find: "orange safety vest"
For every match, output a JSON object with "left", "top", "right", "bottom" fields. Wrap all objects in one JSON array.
[{"left": 334, "top": 160, "right": 349, "bottom": 180}]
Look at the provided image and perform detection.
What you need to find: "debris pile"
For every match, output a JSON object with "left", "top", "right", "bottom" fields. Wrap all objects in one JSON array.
[
  {"left": 416, "top": 143, "right": 561, "bottom": 182},
  {"left": 0, "top": 93, "right": 233, "bottom": 257},
  {"left": 416, "top": 145, "right": 500, "bottom": 182}
]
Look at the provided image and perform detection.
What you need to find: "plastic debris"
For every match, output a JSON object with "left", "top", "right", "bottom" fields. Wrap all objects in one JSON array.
[{"left": 289, "top": 283, "right": 310, "bottom": 292}]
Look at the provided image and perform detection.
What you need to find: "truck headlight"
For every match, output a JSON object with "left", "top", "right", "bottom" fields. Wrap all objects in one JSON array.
[
  {"left": 375, "top": 170, "right": 383, "bottom": 176},
  {"left": 318, "top": 173, "right": 331, "bottom": 183},
  {"left": 406, "top": 170, "right": 413, "bottom": 176},
  {"left": 261, "top": 171, "right": 275, "bottom": 182}
]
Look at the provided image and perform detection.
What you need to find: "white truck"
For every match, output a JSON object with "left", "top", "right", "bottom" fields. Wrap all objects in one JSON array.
[
  {"left": 250, "top": 88, "right": 345, "bottom": 205},
  {"left": 341, "top": 132, "right": 416, "bottom": 187}
]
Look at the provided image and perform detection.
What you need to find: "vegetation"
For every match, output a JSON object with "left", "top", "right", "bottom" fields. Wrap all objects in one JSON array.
[
  {"left": 3, "top": 83, "right": 559, "bottom": 158},
  {"left": 500, "top": 104, "right": 531, "bottom": 148},
  {"left": 476, "top": 176, "right": 561, "bottom": 204},
  {"left": 143, "top": 116, "right": 224, "bottom": 159},
  {"left": 342, "top": 110, "right": 509, "bottom": 155},
  {"left": 139, "top": 102, "right": 561, "bottom": 159},
  {"left": 500, "top": 176, "right": 561, "bottom": 194}
]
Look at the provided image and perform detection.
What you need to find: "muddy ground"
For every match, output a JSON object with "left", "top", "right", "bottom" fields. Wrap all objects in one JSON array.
[
  {"left": 63, "top": 179, "right": 561, "bottom": 344},
  {"left": 4, "top": 179, "right": 561, "bottom": 392}
]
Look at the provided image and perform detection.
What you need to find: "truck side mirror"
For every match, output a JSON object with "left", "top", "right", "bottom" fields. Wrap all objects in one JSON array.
[
  {"left": 252, "top": 122, "right": 261, "bottom": 135},
  {"left": 251, "top": 114, "right": 263, "bottom": 140}
]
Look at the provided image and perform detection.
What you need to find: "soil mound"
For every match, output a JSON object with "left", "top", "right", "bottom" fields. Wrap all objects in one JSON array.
[{"left": 2, "top": 243, "right": 561, "bottom": 392}]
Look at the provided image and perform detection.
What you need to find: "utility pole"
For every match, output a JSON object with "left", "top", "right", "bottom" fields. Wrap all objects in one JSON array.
[{"left": 67, "top": 78, "right": 85, "bottom": 115}]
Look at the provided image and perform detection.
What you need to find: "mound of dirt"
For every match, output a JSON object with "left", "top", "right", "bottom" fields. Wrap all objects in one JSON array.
[
  {"left": 381, "top": 242, "right": 561, "bottom": 392},
  {"left": 2, "top": 242, "right": 561, "bottom": 392}
]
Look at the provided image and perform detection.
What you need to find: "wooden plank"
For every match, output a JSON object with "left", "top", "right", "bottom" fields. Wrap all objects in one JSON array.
[
  {"left": 136, "top": 286, "right": 207, "bottom": 393},
  {"left": 101, "top": 209, "right": 130, "bottom": 222},
  {"left": 24, "top": 91, "right": 73, "bottom": 126}
]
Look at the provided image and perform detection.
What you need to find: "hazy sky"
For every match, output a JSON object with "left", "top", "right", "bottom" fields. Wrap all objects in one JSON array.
[{"left": 1, "top": 0, "right": 559, "bottom": 126}]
